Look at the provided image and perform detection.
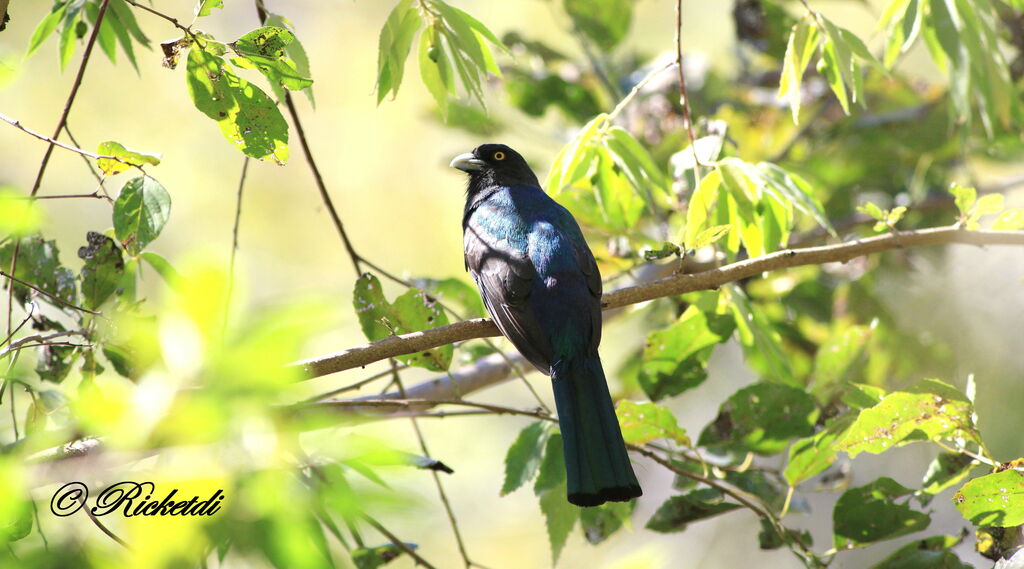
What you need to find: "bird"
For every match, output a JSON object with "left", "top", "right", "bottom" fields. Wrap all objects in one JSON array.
[{"left": 450, "top": 143, "right": 642, "bottom": 507}]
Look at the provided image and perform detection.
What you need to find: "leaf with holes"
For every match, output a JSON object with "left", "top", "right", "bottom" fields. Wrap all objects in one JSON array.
[
  {"left": 113, "top": 176, "right": 171, "bottom": 255},
  {"left": 953, "top": 469, "right": 1024, "bottom": 528},
  {"left": 78, "top": 231, "right": 125, "bottom": 310},
  {"left": 616, "top": 400, "right": 689, "bottom": 446},
  {"left": 833, "top": 477, "right": 930, "bottom": 548}
]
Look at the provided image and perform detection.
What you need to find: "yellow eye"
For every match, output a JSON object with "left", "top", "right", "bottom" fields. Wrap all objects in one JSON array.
[{"left": 493, "top": 151, "right": 505, "bottom": 161}]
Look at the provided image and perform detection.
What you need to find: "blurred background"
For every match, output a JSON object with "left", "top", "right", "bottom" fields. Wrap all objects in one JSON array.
[{"left": 1, "top": 0, "right": 1022, "bottom": 568}]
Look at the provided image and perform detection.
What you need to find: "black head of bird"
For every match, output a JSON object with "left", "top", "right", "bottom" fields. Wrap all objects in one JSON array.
[{"left": 449, "top": 143, "right": 540, "bottom": 193}]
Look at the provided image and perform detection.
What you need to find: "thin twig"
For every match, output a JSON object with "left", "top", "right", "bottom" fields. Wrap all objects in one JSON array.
[
  {"left": 293, "top": 226, "right": 1024, "bottom": 377},
  {"left": 675, "top": 0, "right": 702, "bottom": 184},
  {"left": 389, "top": 362, "right": 482, "bottom": 569},
  {"left": 122, "top": 0, "right": 198, "bottom": 41},
  {"left": 7, "top": 0, "right": 111, "bottom": 342},
  {"left": 224, "top": 157, "right": 250, "bottom": 333},
  {"left": 0, "top": 270, "right": 100, "bottom": 315},
  {"left": 63, "top": 122, "right": 111, "bottom": 198},
  {"left": 0, "top": 113, "right": 130, "bottom": 166},
  {"left": 77, "top": 491, "right": 130, "bottom": 550},
  {"left": 361, "top": 515, "right": 439, "bottom": 569}
]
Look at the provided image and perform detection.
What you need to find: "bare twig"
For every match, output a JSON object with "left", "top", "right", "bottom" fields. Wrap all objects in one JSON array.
[
  {"left": 0, "top": 113, "right": 130, "bottom": 166},
  {"left": 7, "top": 0, "right": 111, "bottom": 339},
  {"left": 0, "top": 270, "right": 100, "bottom": 315},
  {"left": 224, "top": 157, "right": 250, "bottom": 333},
  {"left": 294, "top": 226, "right": 1024, "bottom": 377},
  {"left": 122, "top": 0, "right": 197, "bottom": 41},
  {"left": 675, "top": 0, "right": 702, "bottom": 181},
  {"left": 78, "top": 491, "right": 130, "bottom": 550},
  {"left": 362, "top": 515, "right": 439, "bottom": 569}
]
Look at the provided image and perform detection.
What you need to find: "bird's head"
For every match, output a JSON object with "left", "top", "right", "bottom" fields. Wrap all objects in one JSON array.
[{"left": 449, "top": 143, "right": 540, "bottom": 193}]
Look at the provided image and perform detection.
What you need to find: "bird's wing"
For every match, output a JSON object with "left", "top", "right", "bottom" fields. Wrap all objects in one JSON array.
[{"left": 463, "top": 214, "right": 554, "bottom": 374}]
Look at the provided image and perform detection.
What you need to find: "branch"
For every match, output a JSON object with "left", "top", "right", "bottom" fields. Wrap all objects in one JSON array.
[
  {"left": 294, "top": 226, "right": 1024, "bottom": 378},
  {"left": 0, "top": 113, "right": 131, "bottom": 166}
]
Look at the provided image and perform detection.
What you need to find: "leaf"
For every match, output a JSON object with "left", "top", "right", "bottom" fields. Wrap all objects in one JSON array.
[
  {"left": 96, "top": 141, "right": 161, "bottom": 175},
  {"left": 264, "top": 13, "right": 316, "bottom": 105},
  {"left": 953, "top": 469, "right": 1024, "bottom": 527},
  {"left": 418, "top": 27, "right": 450, "bottom": 119},
  {"left": 857, "top": 201, "right": 886, "bottom": 221},
  {"left": 837, "top": 378, "right": 978, "bottom": 458},
  {"left": 691, "top": 225, "right": 731, "bottom": 251},
  {"left": 869, "top": 535, "right": 971, "bottom": 569},
  {"left": 539, "top": 482, "right": 579, "bottom": 564},
  {"left": 113, "top": 176, "right": 171, "bottom": 255},
  {"left": 0, "top": 237, "right": 77, "bottom": 306},
  {"left": 810, "top": 324, "right": 871, "bottom": 400},
  {"left": 606, "top": 125, "right": 671, "bottom": 205},
  {"left": 579, "top": 501, "right": 634, "bottom": 545},
  {"left": 195, "top": 0, "right": 223, "bottom": 17},
  {"left": 27, "top": 2, "right": 68, "bottom": 57},
  {"left": 545, "top": 113, "right": 607, "bottom": 193},
  {"left": 671, "top": 134, "right": 725, "bottom": 175},
  {"left": 615, "top": 400, "right": 689, "bottom": 446},
  {"left": 640, "top": 242, "right": 680, "bottom": 262},
  {"left": 992, "top": 209, "right": 1024, "bottom": 230},
  {"left": 534, "top": 432, "right": 566, "bottom": 494},
  {"left": 784, "top": 413, "right": 855, "bottom": 486},
  {"left": 918, "top": 452, "right": 975, "bottom": 506},
  {"left": 185, "top": 47, "right": 290, "bottom": 163},
  {"left": 140, "top": 251, "right": 182, "bottom": 290},
  {"left": 375, "top": 0, "right": 421, "bottom": 102},
  {"left": 501, "top": 422, "right": 548, "bottom": 495},
  {"left": 563, "top": 0, "right": 632, "bottom": 51},
  {"left": 727, "top": 285, "right": 796, "bottom": 384},
  {"left": 683, "top": 169, "right": 722, "bottom": 251},
  {"left": 950, "top": 184, "right": 976, "bottom": 218},
  {"left": 833, "top": 477, "right": 931, "bottom": 547},
  {"left": 230, "top": 26, "right": 313, "bottom": 91},
  {"left": 77, "top": 231, "right": 125, "bottom": 310},
  {"left": 967, "top": 194, "right": 1005, "bottom": 229},
  {"left": 646, "top": 489, "right": 741, "bottom": 533},
  {"left": 756, "top": 162, "right": 834, "bottom": 236},
  {"left": 698, "top": 381, "right": 819, "bottom": 456},
  {"left": 352, "top": 543, "right": 418, "bottom": 569},
  {"left": 779, "top": 18, "right": 820, "bottom": 123},
  {"left": 0, "top": 187, "right": 43, "bottom": 236},
  {"left": 638, "top": 298, "right": 734, "bottom": 401},
  {"left": 412, "top": 277, "right": 485, "bottom": 319}
]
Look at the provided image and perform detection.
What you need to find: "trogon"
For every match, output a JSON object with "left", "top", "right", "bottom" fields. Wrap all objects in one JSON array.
[{"left": 450, "top": 143, "right": 642, "bottom": 507}]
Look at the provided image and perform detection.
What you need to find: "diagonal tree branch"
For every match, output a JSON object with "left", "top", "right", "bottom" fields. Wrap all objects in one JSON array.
[{"left": 293, "top": 226, "right": 1024, "bottom": 378}]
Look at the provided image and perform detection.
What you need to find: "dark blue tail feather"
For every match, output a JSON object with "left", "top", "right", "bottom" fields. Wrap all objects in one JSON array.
[{"left": 551, "top": 356, "right": 642, "bottom": 507}]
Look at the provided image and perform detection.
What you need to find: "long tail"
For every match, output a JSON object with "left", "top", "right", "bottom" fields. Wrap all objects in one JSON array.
[{"left": 551, "top": 355, "right": 642, "bottom": 507}]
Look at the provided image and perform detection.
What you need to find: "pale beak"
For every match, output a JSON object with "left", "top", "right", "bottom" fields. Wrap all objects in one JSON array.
[{"left": 449, "top": 152, "right": 485, "bottom": 172}]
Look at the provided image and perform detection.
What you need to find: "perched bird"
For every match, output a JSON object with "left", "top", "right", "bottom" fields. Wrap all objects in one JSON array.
[{"left": 450, "top": 143, "right": 642, "bottom": 507}]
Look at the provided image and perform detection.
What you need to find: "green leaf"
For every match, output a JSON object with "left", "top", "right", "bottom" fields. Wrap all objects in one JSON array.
[
  {"left": 838, "top": 379, "right": 978, "bottom": 458},
  {"left": 412, "top": 277, "right": 485, "bottom": 319},
  {"left": 966, "top": 193, "right": 1004, "bottom": 229},
  {"left": 869, "top": 535, "right": 971, "bottom": 569},
  {"left": 96, "top": 141, "right": 161, "bottom": 175},
  {"left": 1, "top": 498, "right": 32, "bottom": 543},
  {"left": 0, "top": 187, "right": 43, "bottom": 236},
  {"left": 113, "top": 176, "right": 171, "bottom": 255},
  {"left": 264, "top": 13, "right": 315, "bottom": 105},
  {"left": 545, "top": 114, "right": 607, "bottom": 193},
  {"left": 230, "top": 26, "right": 313, "bottom": 91},
  {"left": 375, "top": 0, "right": 421, "bottom": 103},
  {"left": 78, "top": 231, "right": 125, "bottom": 310},
  {"left": 671, "top": 134, "right": 725, "bottom": 176},
  {"left": 842, "top": 383, "right": 887, "bottom": 409},
  {"left": 579, "top": 501, "right": 634, "bottom": 545},
  {"left": 539, "top": 482, "right": 579, "bottom": 564},
  {"left": 784, "top": 413, "right": 854, "bottom": 486},
  {"left": 418, "top": 27, "right": 450, "bottom": 119},
  {"left": 534, "top": 432, "right": 566, "bottom": 494},
  {"left": 501, "top": 421, "right": 548, "bottom": 495},
  {"left": 992, "top": 209, "right": 1024, "bottom": 230},
  {"left": 833, "top": 477, "right": 931, "bottom": 547},
  {"left": 950, "top": 184, "right": 976, "bottom": 218},
  {"left": 352, "top": 543, "right": 418, "bottom": 569},
  {"left": 0, "top": 237, "right": 77, "bottom": 306},
  {"left": 27, "top": 2, "right": 68, "bottom": 57},
  {"left": 857, "top": 201, "right": 886, "bottom": 221},
  {"left": 185, "top": 47, "right": 290, "bottom": 163},
  {"left": 691, "top": 225, "right": 731, "bottom": 251},
  {"left": 615, "top": 400, "right": 689, "bottom": 446},
  {"left": 638, "top": 297, "right": 734, "bottom": 401},
  {"left": 563, "top": 0, "right": 632, "bottom": 51},
  {"left": 756, "top": 162, "right": 833, "bottom": 236},
  {"left": 918, "top": 452, "right": 975, "bottom": 506},
  {"left": 606, "top": 125, "right": 671, "bottom": 205},
  {"left": 646, "top": 489, "right": 742, "bottom": 533},
  {"left": 810, "top": 324, "right": 871, "bottom": 401},
  {"left": 58, "top": 2, "right": 83, "bottom": 71},
  {"left": 684, "top": 169, "right": 722, "bottom": 251},
  {"left": 953, "top": 469, "right": 1024, "bottom": 527},
  {"left": 779, "top": 18, "right": 820, "bottom": 123},
  {"left": 195, "top": 0, "right": 224, "bottom": 17},
  {"left": 352, "top": 274, "right": 453, "bottom": 371},
  {"left": 698, "top": 381, "right": 819, "bottom": 456},
  {"left": 727, "top": 284, "right": 796, "bottom": 384},
  {"left": 140, "top": 251, "right": 182, "bottom": 290}
]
